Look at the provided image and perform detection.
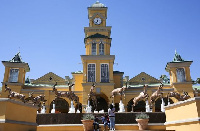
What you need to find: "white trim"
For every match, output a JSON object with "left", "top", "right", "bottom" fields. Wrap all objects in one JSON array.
[
  {"left": 164, "top": 97, "right": 200, "bottom": 109},
  {"left": 87, "top": 63, "right": 96, "bottom": 82},
  {"left": 164, "top": 117, "right": 200, "bottom": 125},
  {"left": 100, "top": 63, "right": 109, "bottom": 83}
]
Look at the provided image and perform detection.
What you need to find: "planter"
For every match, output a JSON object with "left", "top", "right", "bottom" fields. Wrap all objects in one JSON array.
[
  {"left": 81, "top": 120, "right": 94, "bottom": 131},
  {"left": 136, "top": 119, "right": 149, "bottom": 130}
]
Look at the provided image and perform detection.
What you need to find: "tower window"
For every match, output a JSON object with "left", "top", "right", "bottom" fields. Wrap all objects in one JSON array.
[
  {"left": 101, "top": 64, "right": 109, "bottom": 83},
  {"left": 8, "top": 69, "right": 19, "bottom": 83},
  {"left": 88, "top": 64, "right": 96, "bottom": 82},
  {"left": 92, "top": 43, "right": 96, "bottom": 55},
  {"left": 176, "top": 68, "right": 186, "bottom": 82},
  {"left": 99, "top": 42, "right": 104, "bottom": 55}
]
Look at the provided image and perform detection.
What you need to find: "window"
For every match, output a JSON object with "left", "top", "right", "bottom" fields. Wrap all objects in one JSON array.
[
  {"left": 101, "top": 64, "right": 109, "bottom": 82},
  {"left": 99, "top": 42, "right": 104, "bottom": 55},
  {"left": 8, "top": 69, "right": 19, "bottom": 83},
  {"left": 176, "top": 68, "right": 186, "bottom": 82},
  {"left": 92, "top": 43, "right": 96, "bottom": 55},
  {"left": 88, "top": 64, "right": 96, "bottom": 82}
]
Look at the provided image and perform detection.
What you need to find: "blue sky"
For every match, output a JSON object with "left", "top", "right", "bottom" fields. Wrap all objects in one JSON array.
[{"left": 0, "top": 0, "right": 200, "bottom": 84}]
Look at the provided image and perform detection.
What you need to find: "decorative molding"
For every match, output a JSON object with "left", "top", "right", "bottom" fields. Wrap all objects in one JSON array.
[
  {"left": 166, "top": 61, "right": 193, "bottom": 70},
  {"left": 2, "top": 82, "right": 23, "bottom": 86},
  {"left": 2, "top": 61, "right": 30, "bottom": 72},
  {"left": 84, "top": 27, "right": 111, "bottom": 33},
  {"left": 81, "top": 55, "right": 115, "bottom": 60},
  {"left": 82, "top": 82, "right": 114, "bottom": 86},
  {"left": 172, "top": 82, "right": 193, "bottom": 85},
  {"left": 90, "top": 12, "right": 105, "bottom": 19},
  {"left": 164, "top": 117, "right": 200, "bottom": 125}
]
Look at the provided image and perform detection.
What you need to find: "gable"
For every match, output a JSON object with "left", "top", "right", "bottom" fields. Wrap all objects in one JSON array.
[
  {"left": 129, "top": 72, "right": 160, "bottom": 85},
  {"left": 32, "top": 72, "right": 66, "bottom": 85}
]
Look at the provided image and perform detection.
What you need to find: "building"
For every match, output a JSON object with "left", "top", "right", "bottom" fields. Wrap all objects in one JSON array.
[{"left": 0, "top": 1, "right": 196, "bottom": 114}]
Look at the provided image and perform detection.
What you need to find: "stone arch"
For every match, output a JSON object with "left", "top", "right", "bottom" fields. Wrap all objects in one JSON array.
[
  {"left": 155, "top": 97, "right": 174, "bottom": 112},
  {"left": 49, "top": 98, "right": 69, "bottom": 113},
  {"left": 127, "top": 98, "right": 146, "bottom": 112}
]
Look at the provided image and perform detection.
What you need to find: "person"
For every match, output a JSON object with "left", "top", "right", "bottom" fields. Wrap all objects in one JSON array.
[
  {"left": 101, "top": 114, "right": 110, "bottom": 131},
  {"left": 93, "top": 116, "right": 100, "bottom": 131},
  {"left": 108, "top": 104, "right": 115, "bottom": 130}
]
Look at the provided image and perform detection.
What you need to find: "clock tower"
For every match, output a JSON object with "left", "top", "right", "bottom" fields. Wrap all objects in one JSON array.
[{"left": 81, "top": 1, "right": 115, "bottom": 108}]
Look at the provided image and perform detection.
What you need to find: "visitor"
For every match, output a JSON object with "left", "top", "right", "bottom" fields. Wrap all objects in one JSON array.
[
  {"left": 101, "top": 114, "right": 110, "bottom": 131},
  {"left": 93, "top": 115, "right": 100, "bottom": 131},
  {"left": 108, "top": 104, "right": 115, "bottom": 130}
]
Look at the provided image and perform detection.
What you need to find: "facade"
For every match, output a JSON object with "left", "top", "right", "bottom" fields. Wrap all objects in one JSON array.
[{"left": 0, "top": 1, "right": 197, "bottom": 114}]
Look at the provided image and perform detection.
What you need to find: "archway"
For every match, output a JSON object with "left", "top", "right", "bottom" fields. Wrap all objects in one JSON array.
[
  {"left": 90, "top": 96, "right": 108, "bottom": 112},
  {"left": 155, "top": 97, "right": 174, "bottom": 112},
  {"left": 49, "top": 98, "right": 69, "bottom": 113},
  {"left": 75, "top": 103, "right": 82, "bottom": 113},
  {"left": 127, "top": 98, "right": 146, "bottom": 112}
]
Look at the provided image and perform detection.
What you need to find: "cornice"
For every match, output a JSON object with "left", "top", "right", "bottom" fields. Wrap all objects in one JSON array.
[
  {"left": 81, "top": 55, "right": 115, "bottom": 61},
  {"left": 2, "top": 61, "right": 30, "bottom": 72},
  {"left": 82, "top": 82, "right": 114, "bottom": 86},
  {"left": 84, "top": 26, "right": 112, "bottom": 33},
  {"left": 165, "top": 61, "right": 193, "bottom": 71}
]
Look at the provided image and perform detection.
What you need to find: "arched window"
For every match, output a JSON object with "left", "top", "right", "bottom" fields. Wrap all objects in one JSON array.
[
  {"left": 92, "top": 43, "right": 96, "bottom": 55},
  {"left": 99, "top": 42, "right": 104, "bottom": 55}
]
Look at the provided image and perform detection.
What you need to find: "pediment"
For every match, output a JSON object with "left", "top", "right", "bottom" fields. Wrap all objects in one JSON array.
[
  {"left": 32, "top": 72, "right": 66, "bottom": 85},
  {"left": 91, "top": 12, "right": 105, "bottom": 19},
  {"left": 129, "top": 72, "right": 160, "bottom": 85}
]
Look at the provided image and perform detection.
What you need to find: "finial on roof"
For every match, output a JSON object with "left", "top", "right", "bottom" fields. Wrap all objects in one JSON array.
[
  {"left": 9, "top": 52, "right": 23, "bottom": 63},
  {"left": 173, "top": 50, "right": 184, "bottom": 62}
]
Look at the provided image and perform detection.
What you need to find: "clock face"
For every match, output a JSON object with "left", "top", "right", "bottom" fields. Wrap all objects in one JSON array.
[{"left": 93, "top": 18, "right": 101, "bottom": 25}]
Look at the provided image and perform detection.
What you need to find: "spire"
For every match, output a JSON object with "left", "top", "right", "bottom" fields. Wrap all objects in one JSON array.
[
  {"left": 172, "top": 50, "right": 184, "bottom": 62},
  {"left": 9, "top": 52, "right": 23, "bottom": 63}
]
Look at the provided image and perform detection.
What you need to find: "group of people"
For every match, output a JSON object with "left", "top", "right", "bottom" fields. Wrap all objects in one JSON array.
[{"left": 93, "top": 104, "right": 116, "bottom": 131}]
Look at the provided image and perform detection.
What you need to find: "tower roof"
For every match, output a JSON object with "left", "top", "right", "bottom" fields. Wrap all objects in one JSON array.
[
  {"left": 9, "top": 52, "right": 23, "bottom": 63},
  {"left": 2, "top": 52, "right": 30, "bottom": 72},
  {"left": 172, "top": 50, "right": 184, "bottom": 62},
  {"left": 91, "top": 1, "right": 106, "bottom": 8}
]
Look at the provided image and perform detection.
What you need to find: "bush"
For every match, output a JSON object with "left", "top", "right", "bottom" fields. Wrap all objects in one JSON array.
[
  {"left": 135, "top": 112, "right": 149, "bottom": 119},
  {"left": 82, "top": 113, "right": 95, "bottom": 120}
]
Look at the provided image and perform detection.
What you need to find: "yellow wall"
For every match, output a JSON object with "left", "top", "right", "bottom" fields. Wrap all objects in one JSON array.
[
  {"left": 0, "top": 98, "right": 38, "bottom": 131},
  {"left": 37, "top": 124, "right": 165, "bottom": 131},
  {"left": 82, "top": 59, "right": 114, "bottom": 83},
  {"left": 72, "top": 73, "right": 83, "bottom": 91},
  {"left": 3, "top": 67, "right": 26, "bottom": 84},
  {"left": 0, "top": 123, "right": 36, "bottom": 131},
  {"left": 113, "top": 74, "right": 122, "bottom": 88},
  {"left": 85, "top": 39, "right": 111, "bottom": 55},
  {"left": 165, "top": 97, "right": 200, "bottom": 131}
]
